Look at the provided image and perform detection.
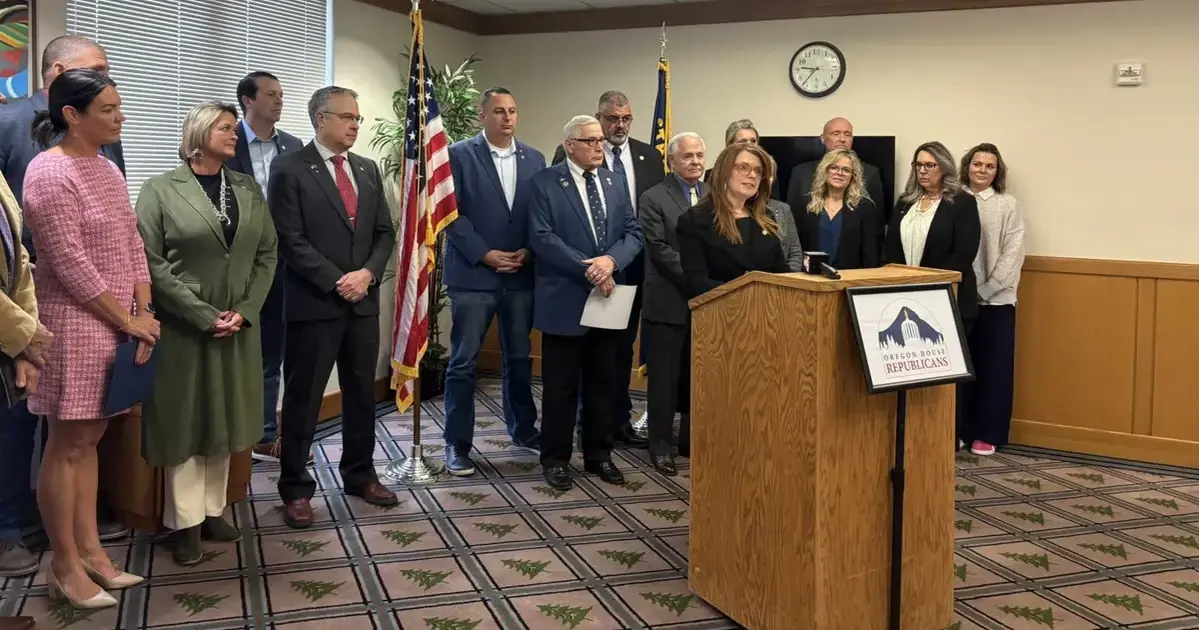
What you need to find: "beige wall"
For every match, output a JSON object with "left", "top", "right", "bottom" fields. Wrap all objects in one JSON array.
[{"left": 474, "top": 0, "right": 1199, "bottom": 263}]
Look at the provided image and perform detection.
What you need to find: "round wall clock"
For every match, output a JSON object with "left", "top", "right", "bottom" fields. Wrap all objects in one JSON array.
[{"left": 789, "top": 41, "right": 846, "bottom": 98}]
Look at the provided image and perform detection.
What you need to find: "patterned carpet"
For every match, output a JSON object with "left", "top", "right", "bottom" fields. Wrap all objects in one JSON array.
[{"left": 1, "top": 377, "right": 1198, "bottom": 630}]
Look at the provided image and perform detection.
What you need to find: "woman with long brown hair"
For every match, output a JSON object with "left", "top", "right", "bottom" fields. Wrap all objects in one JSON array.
[{"left": 677, "top": 143, "right": 789, "bottom": 297}]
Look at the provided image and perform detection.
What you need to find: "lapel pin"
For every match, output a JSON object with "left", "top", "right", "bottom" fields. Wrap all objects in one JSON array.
[
  {"left": 639, "top": 155, "right": 644, "bottom": 161},
  {"left": 309, "top": 164, "right": 319, "bottom": 172},
  {"left": 560, "top": 179, "right": 569, "bottom": 188},
  {"left": 605, "top": 178, "right": 612, "bottom": 186}
]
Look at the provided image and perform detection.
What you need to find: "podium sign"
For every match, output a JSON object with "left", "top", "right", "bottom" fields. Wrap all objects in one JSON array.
[{"left": 846, "top": 282, "right": 974, "bottom": 393}]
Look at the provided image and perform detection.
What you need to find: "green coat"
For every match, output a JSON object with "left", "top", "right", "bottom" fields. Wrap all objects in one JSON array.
[{"left": 135, "top": 164, "right": 278, "bottom": 467}]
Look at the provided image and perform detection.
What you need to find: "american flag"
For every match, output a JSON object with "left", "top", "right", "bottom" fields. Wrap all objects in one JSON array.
[{"left": 391, "top": 8, "right": 458, "bottom": 413}]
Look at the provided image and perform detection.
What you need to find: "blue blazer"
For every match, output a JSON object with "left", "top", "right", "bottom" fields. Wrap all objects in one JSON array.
[
  {"left": 443, "top": 134, "right": 545, "bottom": 291},
  {"left": 0, "top": 91, "right": 125, "bottom": 262},
  {"left": 528, "top": 161, "right": 643, "bottom": 337}
]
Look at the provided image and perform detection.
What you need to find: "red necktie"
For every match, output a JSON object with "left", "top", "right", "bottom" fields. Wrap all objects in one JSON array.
[{"left": 330, "top": 155, "right": 358, "bottom": 228}]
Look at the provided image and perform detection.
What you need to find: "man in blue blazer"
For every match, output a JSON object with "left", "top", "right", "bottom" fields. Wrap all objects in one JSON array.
[
  {"left": 442, "top": 88, "right": 545, "bottom": 476},
  {"left": 226, "top": 71, "right": 304, "bottom": 464},
  {"left": 529, "top": 115, "right": 643, "bottom": 491}
]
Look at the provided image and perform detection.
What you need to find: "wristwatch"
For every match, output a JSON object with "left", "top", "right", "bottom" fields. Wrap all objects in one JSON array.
[{"left": 141, "top": 302, "right": 156, "bottom": 315}]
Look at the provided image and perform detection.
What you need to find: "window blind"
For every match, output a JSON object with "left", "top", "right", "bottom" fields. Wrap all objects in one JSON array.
[{"left": 67, "top": 0, "right": 329, "bottom": 202}]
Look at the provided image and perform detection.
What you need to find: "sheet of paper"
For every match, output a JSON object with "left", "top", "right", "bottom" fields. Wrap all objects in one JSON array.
[{"left": 579, "top": 284, "right": 637, "bottom": 330}]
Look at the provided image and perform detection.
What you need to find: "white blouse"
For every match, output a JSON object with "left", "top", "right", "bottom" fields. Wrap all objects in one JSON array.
[{"left": 900, "top": 197, "right": 942, "bottom": 266}]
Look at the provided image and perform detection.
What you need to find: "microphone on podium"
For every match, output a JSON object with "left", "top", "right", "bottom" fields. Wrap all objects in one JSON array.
[{"left": 801, "top": 251, "right": 841, "bottom": 280}]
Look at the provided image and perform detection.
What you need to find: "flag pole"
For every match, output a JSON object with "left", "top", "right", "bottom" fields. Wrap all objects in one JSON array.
[{"left": 384, "top": 0, "right": 444, "bottom": 485}]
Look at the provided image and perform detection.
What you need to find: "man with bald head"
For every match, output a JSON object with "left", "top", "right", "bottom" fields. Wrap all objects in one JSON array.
[
  {"left": 637, "top": 132, "right": 707, "bottom": 474},
  {"left": 0, "top": 35, "right": 129, "bottom": 582},
  {"left": 785, "top": 117, "right": 885, "bottom": 236}
]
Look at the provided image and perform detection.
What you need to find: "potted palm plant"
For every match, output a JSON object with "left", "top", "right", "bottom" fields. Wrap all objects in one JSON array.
[{"left": 371, "top": 52, "right": 481, "bottom": 400}]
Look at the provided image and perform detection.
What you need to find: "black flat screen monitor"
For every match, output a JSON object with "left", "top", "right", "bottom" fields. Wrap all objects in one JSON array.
[{"left": 759, "top": 135, "right": 897, "bottom": 223}]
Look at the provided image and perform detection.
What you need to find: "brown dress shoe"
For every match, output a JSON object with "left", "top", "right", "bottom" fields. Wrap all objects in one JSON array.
[
  {"left": 348, "top": 482, "right": 398, "bottom": 507},
  {"left": 0, "top": 616, "right": 36, "bottom": 630},
  {"left": 282, "top": 499, "right": 314, "bottom": 529}
]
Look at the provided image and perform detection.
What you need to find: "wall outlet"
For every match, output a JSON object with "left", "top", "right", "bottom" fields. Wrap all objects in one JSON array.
[{"left": 1116, "top": 62, "right": 1144, "bottom": 86}]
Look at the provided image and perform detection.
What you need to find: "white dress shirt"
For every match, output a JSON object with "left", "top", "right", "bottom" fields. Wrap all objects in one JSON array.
[
  {"left": 900, "top": 197, "right": 941, "bottom": 266},
  {"left": 603, "top": 140, "right": 637, "bottom": 211},
  {"left": 486, "top": 136, "right": 517, "bottom": 209},
  {"left": 313, "top": 139, "right": 358, "bottom": 194},
  {"left": 566, "top": 158, "right": 605, "bottom": 244}
]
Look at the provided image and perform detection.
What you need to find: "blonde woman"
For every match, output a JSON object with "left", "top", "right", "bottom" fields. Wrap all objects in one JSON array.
[
  {"left": 794, "top": 148, "right": 880, "bottom": 269},
  {"left": 135, "top": 101, "right": 278, "bottom": 565},
  {"left": 677, "top": 143, "right": 789, "bottom": 297}
]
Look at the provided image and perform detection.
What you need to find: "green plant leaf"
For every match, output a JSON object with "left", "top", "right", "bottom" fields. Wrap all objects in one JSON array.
[
  {"left": 644, "top": 507, "right": 686, "bottom": 523},
  {"left": 532, "top": 485, "right": 569, "bottom": 499},
  {"left": 1166, "top": 580, "right": 1199, "bottom": 593},
  {"left": 506, "top": 461, "right": 539, "bottom": 473},
  {"left": 1078, "top": 542, "right": 1128, "bottom": 559},
  {"left": 194, "top": 549, "right": 226, "bottom": 565},
  {"left": 598, "top": 549, "right": 645, "bottom": 569},
  {"left": 940, "top": 623, "right": 962, "bottom": 630},
  {"left": 953, "top": 563, "right": 967, "bottom": 582},
  {"left": 954, "top": 519, "right": 973, "bottom": 533},
  {"left": 1149, "top": 533, "right": 1199, "bottom": 550},
  {"left": 402, "top": 568, "right": 453, "bottom": 591},
  {"left": 1136, "top": 496, "right": 1180, "bottom": 510},
  {"left": 172, "top": 592, "right": 228, "bottom": 616},
  {"left": 1004, "top": 477, "right": 1043, "bottom": 491},
  {"left": 474, "top": 521, "right": 519, "bottom": 538},
  {"left": 382, "top": 529, "right": 426, "bottom": 547},
  {"left": 537, "top": 603, "right": 593, "bottom": 629},
  {"left": 290, "top": 579, "right": 345, "bottom": 602},
  {"left": 640, "top": 592, "right": 695, "bottom": 615},
  {"left": 280, "top": 539, "right": 330, "bottom": 558},
  {"left": 1086, "top": 592, "right": 1144, "bottom": 614},
  {"left": 484, "top": 438, "right": 513, "bottom": 449},
  {"left": 475, "top": 420, "right": 496, "bottom": 429},
  {"left": 955, "top": 484, "right": 976, "bottom": 496},
  {"left": 48, "top": 600, "right": 100, "bottom": 628},
  {"left": 625, "top": 480, "right": 647, "bottom": 492},
  {"left": 999, "top": 605, "right": 1057, "bottom": 627},
  {"left": 1066, "top": 471, "right": 1105, "bottom": 483},
  {"left": 501, "top": 558, "right": 551, "bottom": 579}
]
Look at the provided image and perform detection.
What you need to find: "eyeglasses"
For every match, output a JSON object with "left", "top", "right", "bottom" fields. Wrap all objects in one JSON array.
[
  {"left": 732, "top": 162, "right": 764, "bottom": 178},
  {"left": 569, "top": 137, "right": 605, "bottom": 148},
  {"left": 601, "top": 115, "right": 633, "bottom": 126},
  {"left": 827, "top": 166, "right": 853, "bottom": 175},
  {"left": 323, "top": 111, "right": 364, "bottom": 124},
  {"left": 913, "top": 161, "right": 939, "bottom": 172}
]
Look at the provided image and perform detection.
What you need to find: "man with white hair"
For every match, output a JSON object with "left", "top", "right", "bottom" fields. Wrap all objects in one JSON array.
[
  {"left": 529, "top": 115, "right": 643, "bottom": 491},
  {"left": 637, "top": 132, "right": 706, "bottom": 475}
]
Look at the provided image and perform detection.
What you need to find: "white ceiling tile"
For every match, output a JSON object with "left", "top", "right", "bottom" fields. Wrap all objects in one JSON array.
[
  {"left": 441, "top": 0, "right": 715, "bottom": 13},
  {"left": 438, "top": 0, "right": 517, "bottom": 13},
  {"left": 492, "top": 0, "right": 590, "bottom": 11},
  {"left": 581, "top": 0, "right": 676, "bottom": 6}
]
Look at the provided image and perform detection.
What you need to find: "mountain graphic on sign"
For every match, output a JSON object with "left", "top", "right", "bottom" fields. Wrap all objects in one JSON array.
[{"left": 878, "top": 307, "right": 943, "bottom": 348}]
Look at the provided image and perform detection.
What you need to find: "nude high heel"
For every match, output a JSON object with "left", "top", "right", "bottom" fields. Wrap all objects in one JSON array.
[
  {"left": 46, "top": 573, "right": 118, "bottom": 609},
  {"left": 80, "top": 558, "right": 144, "bottom": 590}
]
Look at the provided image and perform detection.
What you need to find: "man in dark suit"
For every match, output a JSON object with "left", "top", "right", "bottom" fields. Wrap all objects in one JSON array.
[
  {"left": 442, "top": 87, "right": 545, "bottom": 476},
  {"left": 268, "top": 86, "right": 398, "bottom": 528},
  {"left": 225, "top": 71, "right": 304, "bottom": 464},
  {"left": 638, "top": 132, "right": 706, "bottom": 476},
  {"left": 531, "top": 115, "right": 643, "bottom": 491},
  {"left": 784, "top": 117, "right": 886, "bottom": 252},
  {"left": 551, "top": 91, "right": 662, "bottom": 447},
  {"left": 0, "top": 35, "right": 129, "bottom": 565}
]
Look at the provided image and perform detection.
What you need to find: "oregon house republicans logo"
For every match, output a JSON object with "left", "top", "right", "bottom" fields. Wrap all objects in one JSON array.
[{"left": 876, "top": 300, "right": 950, "bottom": 376}]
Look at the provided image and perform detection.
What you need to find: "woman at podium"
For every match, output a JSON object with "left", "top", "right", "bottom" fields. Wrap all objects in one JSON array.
[
  {"left": 793, "top": 148, "right": 880, "bottom": 269},
  {"left": 677, "top": 143, "right": 790, "bottom": 297},
  {"left": 884, "top": 141, "right": 981, "bottom": 447}
]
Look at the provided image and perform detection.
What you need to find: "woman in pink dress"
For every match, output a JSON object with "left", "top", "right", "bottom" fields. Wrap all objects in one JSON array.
[{"left": 21, "top": 69, "right": 160, "bottom": 610}]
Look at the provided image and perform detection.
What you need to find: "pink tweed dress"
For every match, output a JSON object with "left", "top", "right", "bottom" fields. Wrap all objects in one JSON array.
[{"left": 21, "top": 152, "right": 152, "bottom": 420}]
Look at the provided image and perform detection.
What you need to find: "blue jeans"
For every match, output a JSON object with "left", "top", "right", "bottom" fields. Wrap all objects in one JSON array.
[
  {"left": 443, "top": 288, "right": 538, "bottom": 448},
  {"left": 259, "top": 267, "right": 286, "bottom": 442},
  {"left": 0, "top": 400, "right": 38, "bottom": 542}
]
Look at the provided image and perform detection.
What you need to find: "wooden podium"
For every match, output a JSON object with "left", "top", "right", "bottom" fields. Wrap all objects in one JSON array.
[
  {"left": 687, "top": 265, "right": 958, "bottom": 630},
  {"left": 97, "top": 406, "right": 251, "bottom": 532}
]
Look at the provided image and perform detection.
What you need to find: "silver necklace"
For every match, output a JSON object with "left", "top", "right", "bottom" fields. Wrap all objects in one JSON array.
[{"left": 207, "top": 169, "right": 230, "bottom": 225}]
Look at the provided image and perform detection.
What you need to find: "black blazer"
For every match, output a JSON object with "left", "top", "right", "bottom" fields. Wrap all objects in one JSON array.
[
  {"left": 676, "top": 198, "right": 789, "bottom": 298},
  {"left": 552, "top": 137, "right": 665, "bottom": 286},
  {"left": 793, "top": 194, "right": 880, "bottom": 270},
  {"left": 267, "top": 142, "right": 396, "bottom": 322},
  {"left": 0, "top": 91, "right": 125, "bottom": 262},
  {"left": 884, "top": 191, "right": 981, "bottom": 319}
]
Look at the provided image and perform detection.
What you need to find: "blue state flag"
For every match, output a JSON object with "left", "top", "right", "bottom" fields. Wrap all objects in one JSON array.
[{"left": 650, "top": 58, "right": 671, "bottom": 174}]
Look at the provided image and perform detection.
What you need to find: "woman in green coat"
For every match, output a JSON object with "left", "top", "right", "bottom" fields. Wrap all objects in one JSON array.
[{"left": 135, "top": 100, "right": 278, "bottom": 565}]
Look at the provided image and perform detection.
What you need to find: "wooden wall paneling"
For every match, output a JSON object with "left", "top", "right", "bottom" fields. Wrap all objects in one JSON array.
[
  {"left": 1131, "top": 278, "right": 1157, "bottom": 436},
  {"left": 1150, "top": 279, "right": 1199, "bottom": 443},
  {"left": 1011, "top": 270, "right": 1137, "bottom": 434}
]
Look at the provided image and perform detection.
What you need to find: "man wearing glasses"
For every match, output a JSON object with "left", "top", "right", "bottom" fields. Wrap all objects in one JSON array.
[
  {"left": 553, "top": 91, "right": 662, "bottom": 448},
  {"left": 267, "top": 86, "right": 399, "bottom": 528},
  {"left": 531, "top": 115, "right": 643, "bottom": 491}
]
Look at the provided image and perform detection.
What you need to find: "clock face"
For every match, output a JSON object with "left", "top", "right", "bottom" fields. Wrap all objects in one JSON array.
[{"left": 789, "top": 42, "right": 845, "bottom": 98}]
